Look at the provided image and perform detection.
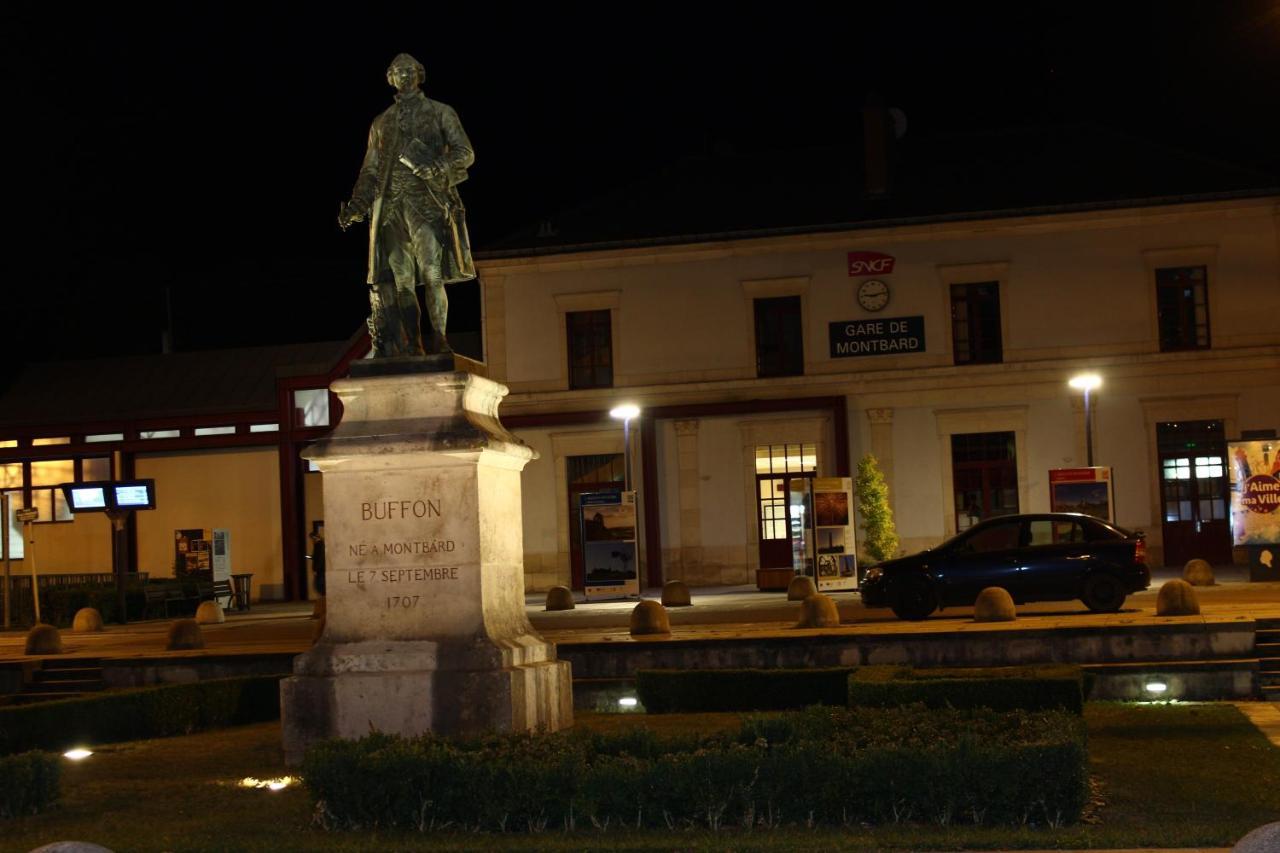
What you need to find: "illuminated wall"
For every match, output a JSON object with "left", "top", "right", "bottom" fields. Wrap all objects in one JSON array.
[{"left": 134, "top": 447, "right": 283, "bottom": 600}]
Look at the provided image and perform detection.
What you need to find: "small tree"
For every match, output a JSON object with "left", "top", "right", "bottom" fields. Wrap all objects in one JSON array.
[{"left": 855, "top": 454, "right": 899, "bottom": 563}]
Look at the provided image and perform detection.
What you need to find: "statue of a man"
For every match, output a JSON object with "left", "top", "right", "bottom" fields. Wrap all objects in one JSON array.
[{"left": 339, "top": 53, "right": 475, "bottom": 358}]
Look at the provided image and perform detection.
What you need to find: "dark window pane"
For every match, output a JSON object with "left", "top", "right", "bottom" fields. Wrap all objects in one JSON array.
[
  {"left": 1156, "top": 266, "right": 1210, "bottom": 351},
  {"left": 950, "top": 282, "right": 1002, "bottom": 365},
  {"left": 754, "top": 296, "right": 804, "bottom": 378},
  {"left": 566, "top": 310, "right": 613, "bottom": 389}
]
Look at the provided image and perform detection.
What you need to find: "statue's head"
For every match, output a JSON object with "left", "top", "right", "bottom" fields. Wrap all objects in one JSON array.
[{"left": 386, "top": 53, "right": 425, "bottom": 94}]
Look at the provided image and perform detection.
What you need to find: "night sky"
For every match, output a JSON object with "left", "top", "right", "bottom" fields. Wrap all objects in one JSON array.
[{"left": 3, "top": 2, "right": 1277, "bottom": 378}]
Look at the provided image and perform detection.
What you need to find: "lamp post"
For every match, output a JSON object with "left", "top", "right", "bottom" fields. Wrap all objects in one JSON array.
[
  {"left": 1068, "top": 373, "right": 1102, "bottom": 467},
  {"left": 609, "top": 404, "right": 641, "bottom": 491}
]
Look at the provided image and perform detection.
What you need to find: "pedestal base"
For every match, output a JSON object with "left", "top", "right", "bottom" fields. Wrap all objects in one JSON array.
[{"left": 281, "top": 638, "right": 573, "bottom": 765}]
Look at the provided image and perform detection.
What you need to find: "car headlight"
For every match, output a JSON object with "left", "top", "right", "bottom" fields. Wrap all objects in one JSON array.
[{"left": 865, "top": 567, "right": 883, "bottom": 582}]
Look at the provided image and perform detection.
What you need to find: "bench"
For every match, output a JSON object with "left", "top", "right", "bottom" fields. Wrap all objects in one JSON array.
[{"left": 143, "top": 584, "right": 197, "bottom": 618}]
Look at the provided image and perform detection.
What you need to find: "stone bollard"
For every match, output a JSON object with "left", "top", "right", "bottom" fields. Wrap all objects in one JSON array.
[
  {"left": 1156, "top": 579, "right": 1201, "bottom": 616},
  {"left": 71, "top": 608, "right": 105, "bottom": 633},
  {"left": 661, "top": 580, "right": 692, "bottom": 607},
  {"left": 544, "top": 586, "right": 575, "bottom": 611},
  {"left": 194, "top": 601, "right": 225, "bottom": 625},
  {"left": 166, "top": 618, "right": 205, "bottom": 650},
  {"left": 1183, "top": 558, "right": 1215, "bottom": 586},
  {"left": 1234, "top": 821, "right": 1280, "bottom": 852},
  {"left": 629, "top": 600, "right": 671, "bottom": 636},
  {"left": 28, "top": 842, "right": 116, "bottom": 853},
  {"left": 25, "top": 624, "right": 63, "bottom": 655},
  {"left": 787, "top": 575, "right": 817, "bottom": 601},
  {"left": 795, "top": 593, "right": 840, "bottom": 628},
  {"left": 973, "top": 587, "right": 1017, "bottom": 622}
]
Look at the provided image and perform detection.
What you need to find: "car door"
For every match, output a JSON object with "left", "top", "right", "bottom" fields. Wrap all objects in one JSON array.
[
  {"left": 1016, "top": 518, "right": 1090, "bottom": 600},
  {"left": 933, "top": 518, "right": 1024, "bottom": 606}
]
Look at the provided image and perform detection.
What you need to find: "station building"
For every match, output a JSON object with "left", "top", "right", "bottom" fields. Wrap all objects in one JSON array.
[{"left": 1, "top": 124, "right": 1277, "bottom": 599}]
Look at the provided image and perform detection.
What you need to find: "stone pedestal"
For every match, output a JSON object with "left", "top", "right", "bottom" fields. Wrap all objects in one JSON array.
[{"left": 281, "top": 371, "right": 572, "bottom": 766}]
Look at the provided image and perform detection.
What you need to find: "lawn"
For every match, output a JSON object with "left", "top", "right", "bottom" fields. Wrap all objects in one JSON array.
[{"left": 1, "top": 703, "right": 1275, "bottom": 851}]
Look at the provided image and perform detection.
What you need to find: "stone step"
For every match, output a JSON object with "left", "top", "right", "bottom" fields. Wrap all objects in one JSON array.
[
  {"left": 28, "top": 677, "right": 105, "bottom": 692},
  {"left": 39, "top": 658, "right": 103, "bottom": 671},
  {"left": 33, "top": 667, "right": 103, "bottom": 680},
  {"left": 11, "top": 691, "right": 86, "bottom": 705}
]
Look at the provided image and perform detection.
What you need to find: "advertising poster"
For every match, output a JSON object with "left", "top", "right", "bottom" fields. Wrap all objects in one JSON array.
[
  {"left": 212, "top": 528, "right": 231, "bottom": 584},
  {"left": 581, "top": 491, "right": 639, "bottom": 601},
  {"left": 1048, "top": 467, "right": 1115, "bottom": 523},
  {"left": 1229, "top": 440, "right": 1280, "bottom": 579},
  {"left": 792, "top": 477, "right": 859, "bottom": 591},
  {"left": 175, "top": 528, "right": 212, "bottom": 577}
]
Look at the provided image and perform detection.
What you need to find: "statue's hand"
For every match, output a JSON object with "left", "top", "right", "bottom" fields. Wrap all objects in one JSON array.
[
  {"left": 338, "top": 201, "right": 366, "bottom": 230},
  {"left": 412, "top": 163, "right": 444, "bottom": 184}
]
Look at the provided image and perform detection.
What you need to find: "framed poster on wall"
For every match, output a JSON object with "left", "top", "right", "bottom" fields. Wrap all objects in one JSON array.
[{"left": 1048, "top": 467, "right": 1115, "bottom": 523}]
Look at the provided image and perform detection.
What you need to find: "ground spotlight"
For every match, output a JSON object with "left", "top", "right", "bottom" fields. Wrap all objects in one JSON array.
[
  {"left": 1144, "top": 680, "right": 1168, "bottom": 696},
  {"left": 618, "top": 696, "right": 638, "bottom": 708},
  {"left": 63, "top": 748, "right": 93, "bottom": 761}
]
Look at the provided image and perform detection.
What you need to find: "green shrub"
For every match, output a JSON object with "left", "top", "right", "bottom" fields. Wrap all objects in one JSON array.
[
  {"left": 848, "top": 665, "right": 1086, "bottom": 715},
  {"left": 1, "top": 582, "right": 149, "bottom": 628},
  {"left": 305, "top": 705, "right": 1088, "bottom": 831},
  {"left": 0, "top": 675, "right": 281, "bottom": 755},
  {"left": 636, "top": 667, "right": 856, "bottom": 713},
  {"left": 0, "top": 751, "right": 60, "bottom": 818}
]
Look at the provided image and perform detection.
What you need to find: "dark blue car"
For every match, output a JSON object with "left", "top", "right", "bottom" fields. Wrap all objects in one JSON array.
[{"left": 860, "top": 512, "right": 1150, "bottom": 620}]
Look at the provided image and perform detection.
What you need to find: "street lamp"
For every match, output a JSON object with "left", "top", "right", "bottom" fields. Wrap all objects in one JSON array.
[
  {"left": 609, "top": 403, "right": 641, "bottom": 491},
  {"left": 1068, "top": 373, "right": 1102, "bottom": 466}
]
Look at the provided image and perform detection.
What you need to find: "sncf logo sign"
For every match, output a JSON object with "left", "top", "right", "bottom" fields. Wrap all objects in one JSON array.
[{"left": 847, "top": 251, "right": 896, "bottom": 277}]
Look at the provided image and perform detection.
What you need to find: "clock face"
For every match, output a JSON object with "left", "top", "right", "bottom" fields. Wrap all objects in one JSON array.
[{"left": 857, "top": 279, "right": 890, "bottom": 312}]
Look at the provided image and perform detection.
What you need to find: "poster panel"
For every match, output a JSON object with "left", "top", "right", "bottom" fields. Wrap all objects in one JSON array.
[
  {"left": 582, "top": 490, "right": 639, "bottom": 600},
  {"left": 1229, "top": 440, "right": 1280, "bottom": 547},
  {"left": 212, "top": 528, "right": 231, "bottom": 584},
  {"left": 812, "top": 476, "right": 858, "bottom": 591},
  {"left": 1048, "top": 467, "right": 1115, "bottom": 523},
  {"left": 174, "top": 528, "right": 212, "bottom": 578}
]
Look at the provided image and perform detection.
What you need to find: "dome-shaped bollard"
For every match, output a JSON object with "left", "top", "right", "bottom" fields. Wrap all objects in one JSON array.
[
  {"left": 195, "top": 601, "right": 225, "bottom": 624},
  {"left": 629, "top": 600, "right": 671, "bottom": 636},
  {"left": 1183, "top": 558, "right": 1215, "bottom": 587},
  {"left": 25, "top": 624, "right": 63, "bottom": 655},
  {"left": 795, "top": 593, "right": 840, "bottom": 628},
  {"left": 1235, "top": 821, "right": 1280, "bottom": 853},
  {"left": 973, "top": 587, "right": 1017, "bottom": 622},
  {"left": 71, "top": 607, "right": 105, "bottom": 633},
  {"left": 166, "top": 618, "right": 205, "bottom": 650},
  {"left": 661, "top": 580, "right": 692, "bottom": 607},
  {"left": 544, "top": 585, "right": 575, "bottom": 611},
  {"left": 1156, "top": 579, "right": 1201, "bottom": 616},
  {"left": 787, "top": 575, "right": 817, "bottom": 601}
]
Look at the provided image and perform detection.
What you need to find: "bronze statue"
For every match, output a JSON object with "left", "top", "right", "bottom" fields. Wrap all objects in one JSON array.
[{"left": 339, "top": 53, "right": 475, "bottom": 358}]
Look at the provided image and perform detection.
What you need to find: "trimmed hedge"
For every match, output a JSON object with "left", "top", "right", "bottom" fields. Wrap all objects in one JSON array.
[
  {"left": 0, "top": 751, "right": 60, "bottom": 818},
  {"left": 636, "top": 667, "right": 856, "bottom": 713},
  {"left": 0, "top": 675, "right": 282, "bottom": 755},
  {"left": 848, "top": 665, "right": 1087, "bottom": 715},
  {"left": 305, "top": 705, "right": 1088, "bottom": 831}
]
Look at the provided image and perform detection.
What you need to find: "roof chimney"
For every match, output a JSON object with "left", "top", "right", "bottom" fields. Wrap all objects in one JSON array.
[{"left": 863, "top": 93, "right": 892, "bottom": 199}]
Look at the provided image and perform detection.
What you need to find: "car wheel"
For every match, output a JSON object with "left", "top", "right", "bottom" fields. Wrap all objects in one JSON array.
[
  {"left": 1081, "top": 572, "right": 1126, "bottom": 613},
  {"left": 891, "top": 576, "right": 937, "bottom": 621}
]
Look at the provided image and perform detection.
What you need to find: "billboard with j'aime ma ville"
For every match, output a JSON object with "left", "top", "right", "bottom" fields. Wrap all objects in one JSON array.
[{"left": 1229, "top": 440, "right": 1280, "bottom": 546}]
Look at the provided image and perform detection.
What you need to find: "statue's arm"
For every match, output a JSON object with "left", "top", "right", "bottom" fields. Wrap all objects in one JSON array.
[
  {"left": 349, "top": 121, "right": 383, "bottom": 213},
  {"left": 438, "top": 106, "right": 475, "bottom": 184}
]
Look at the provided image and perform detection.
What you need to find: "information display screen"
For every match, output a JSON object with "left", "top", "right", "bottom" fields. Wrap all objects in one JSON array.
[
  {"left": 114, "top": 484, "right": 153, "bottom": 508},
  {"left": 68, "top": 486, "right": 108, "bottom": 510}
]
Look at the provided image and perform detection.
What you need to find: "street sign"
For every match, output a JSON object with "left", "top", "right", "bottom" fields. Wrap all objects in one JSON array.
[{"left": 15, "top": 508, "right": 39, "bottom": 523}]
